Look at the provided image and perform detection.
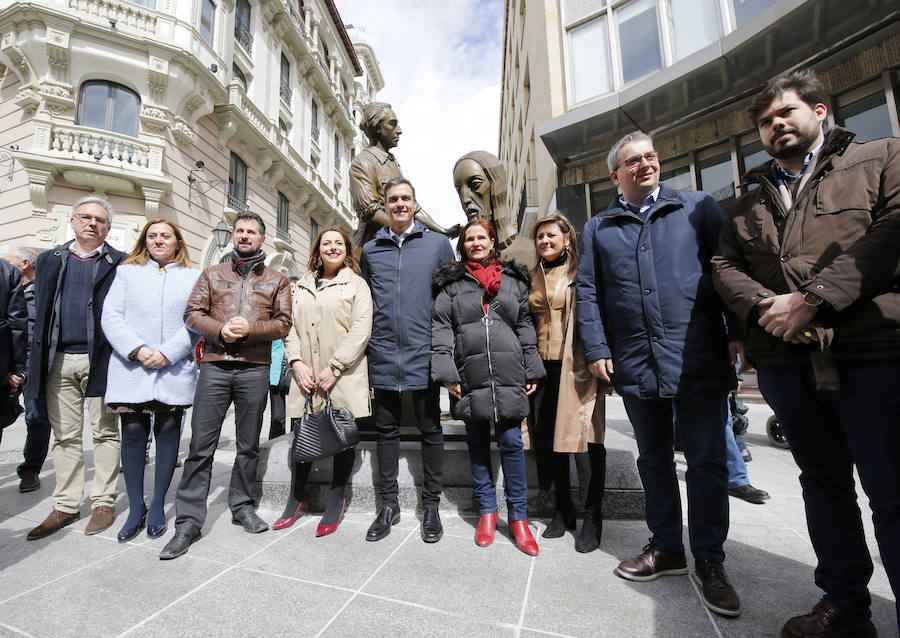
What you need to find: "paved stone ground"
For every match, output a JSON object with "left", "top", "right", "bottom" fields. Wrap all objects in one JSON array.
[{"left": 0, "top": 396, "right": 896, "bottom": 638}]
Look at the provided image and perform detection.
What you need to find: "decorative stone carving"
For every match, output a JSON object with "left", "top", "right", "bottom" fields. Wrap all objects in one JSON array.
[
  {"left": 45, "top": 27, "right": 70, "bottom": 83},
  {"left": 39, "top": 83, "right": 74, "bottom": 114},
  {"left": 14, "top": 88, "right": 40, "bottom": 115},
  {"left": 21, "top": 165, "right": 56, "bottom": 215},
  {"left": 35, "top": 217, "right": 60, "bottom": 244},
  {"left": 172, "top": 117, "right": 194, "bottom": 146},
  {"left": 147, "top": 55, "right": 169, "bottom": 103},
  {"left": 1, "top": 31, "right": 30, "bottom": 81},
  {"left": 140, "top": 105, "right": 169, "bottom": 134},
  {"left": 141, "top": 185, "right": 167, "bottom": 219}
]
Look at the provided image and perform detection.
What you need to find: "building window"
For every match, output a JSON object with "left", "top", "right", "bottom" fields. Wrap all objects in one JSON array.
[
  {"left": 617, "top": 0, "right": 661, "bottom": 85},
  {"left": 311, "top": 99, "right": 319, "bottom": 143},
  {"left": 697, "top": 152, "right": 735, "bottom": 202},
  {"left": 280, "top": 53, "right": 292, "bottom": 103},
  {"left": 333, "top": 133, "right": 341, "bottom": 173},
  {"left": 277, "top": 191, "right": 290, "bottom": 240},
  {"left": 199, "top": 0, "right": 215, "bottom": 45},
  {"left": 838, "top": 92, "right": 893, "bottom": 142},
  {"left": 234, "top": 0, "right": 253, "bottom": 53},
  {"left": 589, "top": 179, "right": 618, "bottom": 217},
  {"left": 670, "top": 0, "right": 720, "bottom": 60},
  {"left": 568, "top": 17, "right": 611, "bottom": 103},
  {"left": 731, "top": 0, "right": 779, "bottom": 28},
  {"left": 77, "top": 81, "right": 140, "bottom": 137},
  {"left": 309, "top": 218, "right": 319, "bottom": 252},
  {"left": 660, "top": 163, "right": 692, "bottom": 191},
  {"left": 739, "top": 139, "right": 770, "bottom": 175},
  {"left": 232, "top": 64, "right": 247, "bottom": 91},
  {"left": 278, "top": 118, "right": 289, "bottom": 135},
  {"left": 228, "top": 152, "right": 248, "bottom": 212}
]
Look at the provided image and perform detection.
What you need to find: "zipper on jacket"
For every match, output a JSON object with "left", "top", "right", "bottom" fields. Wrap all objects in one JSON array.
[
  {"left": 396, "top": 243, "right": 402, "bottom": 392},
  {"left": 482, "top": 303, "right": 499, "bottom": 422}
]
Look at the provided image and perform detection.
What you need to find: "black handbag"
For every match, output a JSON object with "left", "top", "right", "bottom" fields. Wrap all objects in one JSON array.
[
  {"left": 1, "top": 386, "right": 24, "bottom": 430},
  {"left": 291, "top": 391, "right": 359, "bottom": 464},
  {"left": 277, "top": 358, "right": 293, "bottom": 394}
]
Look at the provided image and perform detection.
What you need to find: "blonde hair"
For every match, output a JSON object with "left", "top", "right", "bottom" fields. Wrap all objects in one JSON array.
[{"left": 123, "top": 219, "right": 191, "bottom": 267}]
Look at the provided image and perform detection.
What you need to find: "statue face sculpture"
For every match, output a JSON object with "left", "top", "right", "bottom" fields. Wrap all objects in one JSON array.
[
  {"left": 453, "top": 158, "right": 492, "bottom": 221},
  {"left": 376, "top": 108, "right": 402, "bottom": 151}
]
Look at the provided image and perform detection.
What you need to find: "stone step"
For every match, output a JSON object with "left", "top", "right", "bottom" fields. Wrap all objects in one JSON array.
[{"left": 254, "top": 423, "right": 645, "bottom": 519}]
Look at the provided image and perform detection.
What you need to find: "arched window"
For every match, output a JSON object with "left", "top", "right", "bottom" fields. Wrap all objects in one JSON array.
[
  {"left": 232, "top": 64, "right": 247, "bottom": 91},
  {"left": 77, "top": 81, "right": 140, "bottom": 137}
]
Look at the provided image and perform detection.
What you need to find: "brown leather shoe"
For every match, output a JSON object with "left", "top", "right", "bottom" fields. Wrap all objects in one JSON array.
[
  {"left": 614, "top": 540, "right": 688, "bottom": 581},
  {"left": 84, "top": 506, "right": 115, "bottom": 535},
  {"left": 27, "top": 509, "right": 80, "bottom": 540},
  {"left": 780, "top": 599, "right": 877, "bottom": 637},
  {"left": 693, "top": 559, "right": 741, "bottom": 617}
]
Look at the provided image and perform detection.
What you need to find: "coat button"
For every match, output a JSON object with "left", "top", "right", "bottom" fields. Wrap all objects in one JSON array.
[
  {"left": 780, "top": 254, "right": 791, "bottom": 262},
  {"left": 640, "top": 245, "right": 647, "bottom": 252},
  {"left": 651, "top": 336, "right": 659, "bottom": 342},
  {"left": 759, "top": 199, "right": 765, "bottom": 204},
  {"left": 644, "top": 289, "right": 652, "bottom": 295}
]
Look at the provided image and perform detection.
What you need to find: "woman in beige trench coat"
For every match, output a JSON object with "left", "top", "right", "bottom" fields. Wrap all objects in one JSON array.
[
  {"left": 528, "top": 213, "right": 608, "bottom": 553},
  {"left": 274, "top": 227, "right": 373, "bottom": 536}
]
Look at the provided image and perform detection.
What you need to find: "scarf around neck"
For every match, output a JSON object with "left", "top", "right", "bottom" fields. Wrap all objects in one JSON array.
[
  {"left": 231, "top": 250, "right": 266, "bottom": 278},
  {"left": 465, "top": 259, "right": 502, "bottom": 297}
]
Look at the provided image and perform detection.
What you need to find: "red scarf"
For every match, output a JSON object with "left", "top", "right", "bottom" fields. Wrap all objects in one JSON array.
[{"left": 465, "top": 260, "right": 502, "bottom": 298}]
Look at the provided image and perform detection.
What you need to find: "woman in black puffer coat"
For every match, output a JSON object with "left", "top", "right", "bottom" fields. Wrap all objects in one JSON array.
[{"left": 431, "top": 219, "right": 545, "bottom": 555}]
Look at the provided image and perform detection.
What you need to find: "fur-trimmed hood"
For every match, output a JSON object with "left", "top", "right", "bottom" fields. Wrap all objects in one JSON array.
[{"left": 432, "top": 259, "right": 530, "bottom": 295}]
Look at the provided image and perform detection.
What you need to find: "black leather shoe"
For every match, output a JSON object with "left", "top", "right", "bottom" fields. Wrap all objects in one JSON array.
[
  {"left": 231, "top": 510, "right": 269, "bottom": 533},
  {"left": 159, "top": 530, "right": 200, "bottom": 559},
  {"left": 693, "top": 559, "right": 741, "bottom": 617},
  {"left": 728, "top": 484, "right": 770, "bottom": 504},
  {"left": 780, "top": 599, "right": 877, "bottom": 638},
  {"left": 421, "top": 506, "right": 443, "bottom": 543},
  {"left": 366, "top": 505, "right": 400, "bottom": 542},
  {"left": 117, "top": 510, "right": 147, "bottom": 543},
  {"left": 18, "top": 470, "right": 41, "bottom": 492}
]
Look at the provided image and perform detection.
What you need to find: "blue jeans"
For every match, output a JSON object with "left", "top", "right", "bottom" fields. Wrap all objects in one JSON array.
[
  {"left": 17, "top": 394, "right": 51, "bottom": 477},
  {"left": 725, "top": 417, "right": 749, "bottom": 489},
  {"left": 757, "top": 359, "right": 900, "bottom": 626},
  {"left": 623, "top": 392, "right": 729, "bottom": 562},
  {"left": 465, "top": 418, "right": 527, "bottom": 521}
]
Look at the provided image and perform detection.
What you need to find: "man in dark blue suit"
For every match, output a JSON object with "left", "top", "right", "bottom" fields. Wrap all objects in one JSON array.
[{"left": 576, "top": 132, "right": 741, "bottom": 617}]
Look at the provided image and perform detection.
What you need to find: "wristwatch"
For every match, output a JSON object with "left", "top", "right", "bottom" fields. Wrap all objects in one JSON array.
[
  {"left": 802, "top": 291, "right": 824, "bottom": 307},
  {"left": 331, "top": 366, "right": 341, "bottom": 377}
]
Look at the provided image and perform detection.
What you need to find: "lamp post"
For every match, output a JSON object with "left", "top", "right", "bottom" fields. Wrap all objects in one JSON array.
[{"left": 212, "top": 221, "right": 232, "bottom": 250}]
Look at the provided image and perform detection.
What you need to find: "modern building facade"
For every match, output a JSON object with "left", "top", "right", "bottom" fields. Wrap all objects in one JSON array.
[
  {"left": 0, "top": 0, "right": 381, "bottom": 274},
  {"left": 500, "top": 0, "right": 900, "bottom": 238}
]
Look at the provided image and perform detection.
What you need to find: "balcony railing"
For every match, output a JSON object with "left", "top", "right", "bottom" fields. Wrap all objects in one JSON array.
[
  {"left": 276, "top": 225, "right": 291, "bottom": 241},
  {"left": 227, "top": 192, "right": 249, "bottom": 214},
  {"left": 287, "top": 4, "right": 307, "bottom": 38},
  {"left": 234, "top": 20, "right": 253, "bottom": 53},
  {"left": 279, "top": 81, "right": 292, "bottom": 104},
  {"left": 46, "top": 122, "right": 164, "bottom": 172},
  {"left": 311, "top": 123, "right": 320, "bottom": 144}
]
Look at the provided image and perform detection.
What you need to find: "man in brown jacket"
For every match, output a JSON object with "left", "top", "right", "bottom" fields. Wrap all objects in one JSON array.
[
  {"left": 160, "top": 211, "right": 291, "bottom": 560},
  {"left": 712, "top": 69, "right": 900, "bottom": 638}
]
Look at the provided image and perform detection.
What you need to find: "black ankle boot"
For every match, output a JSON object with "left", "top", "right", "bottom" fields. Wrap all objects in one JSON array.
[
  {"left": 575, "top": 443, "right": 606, "bottom": 553},
  {"left": 542, "top": 500, "right": 576, "bottom": 538}
]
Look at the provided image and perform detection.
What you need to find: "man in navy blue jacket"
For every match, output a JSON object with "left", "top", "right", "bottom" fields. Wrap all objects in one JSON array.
[
  {"left": 576, "top": 132, "right": 741, "bottom": 617},
  {"left": 360, "top": 177, "right": 454, "bottom": 543}
]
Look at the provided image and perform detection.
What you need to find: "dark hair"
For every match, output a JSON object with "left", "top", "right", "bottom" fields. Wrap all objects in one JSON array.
[
  {"left": 383, "top": 176, "right": 415, "bottom": 201},
  {"left": 359, "top": 101, "right": 393, "bottom": 144},
  {"left": 456, "top": 219, "right": 501, "bottom": 264},
  {"left": 123, "top": 218, "right": 191, "bottom": 267},
  {"left": 531, "top": 212, "right": 578, "bottom": 275},
  {"left": 306, "top": 227, "right": 361, "bottom": 276},
  {"left": 288, "top": 276, "right": 300, "bottom": 283},
  {"left": 748, "top": 68, "right": 827, "bottom": 126},
  {"left": 234, "top": 211, "right": 266, "bottom": 236}
]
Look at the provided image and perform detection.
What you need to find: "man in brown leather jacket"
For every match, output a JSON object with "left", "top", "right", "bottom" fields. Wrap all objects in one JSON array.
[
  {"left": 712, "top": 69, "right": 900, "bottom": 638},
  {"left": 160, "top": 211, "right": 291, "bottom": 560}
]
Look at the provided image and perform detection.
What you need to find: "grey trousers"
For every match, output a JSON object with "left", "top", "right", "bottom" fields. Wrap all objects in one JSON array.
[{"left": 174, "top": 362, "right": 269, "bottom": 535}]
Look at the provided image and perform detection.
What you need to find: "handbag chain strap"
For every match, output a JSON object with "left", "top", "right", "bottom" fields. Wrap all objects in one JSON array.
[{"left": 303, "top": 389, "right": 334, "bottom": 414}]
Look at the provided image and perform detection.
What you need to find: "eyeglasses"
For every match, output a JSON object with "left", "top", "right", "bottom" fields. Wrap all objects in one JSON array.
[
  {"left": 74, "top": 213, "right": 110, "bottom": 226},
  {"left": 618, "top": 151, "right": 660, "bottom": 171}
]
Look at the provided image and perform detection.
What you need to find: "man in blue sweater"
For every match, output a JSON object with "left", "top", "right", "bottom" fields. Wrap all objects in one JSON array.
[
  {"left": 360, "top": 177, "right": 454, "bottom": 543},
  {"left": 26, "top": 197, "right": 124, "bottom": 540}
]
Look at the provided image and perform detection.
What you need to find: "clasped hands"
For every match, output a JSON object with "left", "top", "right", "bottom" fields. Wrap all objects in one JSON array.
[
  {"left": 135, "top": 345, "right": 170, "bottom": 370},
  {"left": 221, "top": 316, "right": 250, "bottom": 343},
  {"left": 292, "top": 360, "right": 338, "bottom": 393},
  {"left": 757, "top": 291, "right": 819, "bottom": 344}
]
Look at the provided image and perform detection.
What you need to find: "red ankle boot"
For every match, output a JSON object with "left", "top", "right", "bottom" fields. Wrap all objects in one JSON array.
[
  {"left": 475, "top": 513, "right": 497, "bottom": 547},
  {"left": 508, "top": 519, "right": 539, "bottom": 556}
]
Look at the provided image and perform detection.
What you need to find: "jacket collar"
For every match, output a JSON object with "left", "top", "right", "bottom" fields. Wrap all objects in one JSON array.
[
  {"left": 364, "top": 145, "right": 395, "bottom": 165},
  {"left": 298, "top": 265, "right": 356, "bottom": 292},
  {"left": 743, "top": 126, "right": 857, "bottom": 186},
  {"left": 600, "top": 184, "right": 683, "bottom": 220},
  {"left": 374, "top": 219, "right": 426, "bottom": 242}
]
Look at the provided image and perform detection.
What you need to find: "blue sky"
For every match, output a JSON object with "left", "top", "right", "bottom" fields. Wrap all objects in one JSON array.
[{"left": 335, "top": 0, "right": 504, "bottom": 227}]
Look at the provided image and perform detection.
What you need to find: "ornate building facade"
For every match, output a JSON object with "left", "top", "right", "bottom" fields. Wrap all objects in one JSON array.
[
  {"left": 0, "top": 0, "right": 381, "bottom": 273},
  {"left": 500, "top": 0, "right": 899, "bottom": 236}
]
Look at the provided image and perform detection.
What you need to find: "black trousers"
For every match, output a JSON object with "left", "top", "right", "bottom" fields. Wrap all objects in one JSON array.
[
  {"left": 758, "top": 359, "right": 900, "bottom": 626},
  {"left": 373, "top": 386, "right": 443, "bottom": 508},
  {"left": 175, "top": 362, "right": 269, "bottom": 535},
  {"left": 268, "top": 385, "right": 286, "bottom": 440},
  {"left": 530, "top": 359, "right": 573, "bottom": 498}
]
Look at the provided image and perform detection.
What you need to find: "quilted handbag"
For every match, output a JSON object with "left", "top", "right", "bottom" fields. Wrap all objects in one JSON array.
[{"left": 291, "top": 391, "right": 359, "bottom": 464}]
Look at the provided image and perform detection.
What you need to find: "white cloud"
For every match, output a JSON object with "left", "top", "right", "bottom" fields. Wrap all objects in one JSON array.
[{"left": 335, "top": 0, "right": 503, "bottom": 227}]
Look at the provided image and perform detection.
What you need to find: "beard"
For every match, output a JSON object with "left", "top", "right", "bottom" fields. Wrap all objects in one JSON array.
[
  {"left": 235, "top": 243, "right": 258, "bottom": 257},
  {"left": 767, "top": 126, "right": 821, "bottom": 160}
]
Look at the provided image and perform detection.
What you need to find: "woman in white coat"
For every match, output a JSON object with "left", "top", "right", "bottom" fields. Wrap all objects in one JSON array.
[
  {"left": 276, "top": 227, "right": 372, "bottom": 536},
  {"left": 102, "top": 219, "right": 199, "bottom": 542}
]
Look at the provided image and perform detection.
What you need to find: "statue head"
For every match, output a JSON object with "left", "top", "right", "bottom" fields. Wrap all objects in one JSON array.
[
  {"left": 359, "top": 101, "right": 401, "bottom": 150},
  {"left": 453, "top": 151, "right": 508, "bottom": 223}
]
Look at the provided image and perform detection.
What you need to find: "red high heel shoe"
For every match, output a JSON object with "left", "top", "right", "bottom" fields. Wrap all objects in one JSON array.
[
  {"left": 273, "top": 494, "right": 309, "bottom": 530},
  {"left": 316, "top": 499, "right": 347, "bottom": 537},
  {"left": 508, "top": 519, "right": 539, "bottom": 556},
  {"left": 475, "top": 513, "right": 497, "bottom": 547}
]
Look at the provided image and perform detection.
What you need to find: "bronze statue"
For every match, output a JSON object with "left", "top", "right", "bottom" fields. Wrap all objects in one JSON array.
[
  {"left": 453, "top": 151, "right": 517, "bottom": 248},
  {"left": 350, "top": 102, "right": 459, "bottom": 247}
]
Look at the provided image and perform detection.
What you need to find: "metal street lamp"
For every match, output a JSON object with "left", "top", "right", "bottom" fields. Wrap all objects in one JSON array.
[{"left": 212, "top": 221, "right": 232, "bottom": 250}]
